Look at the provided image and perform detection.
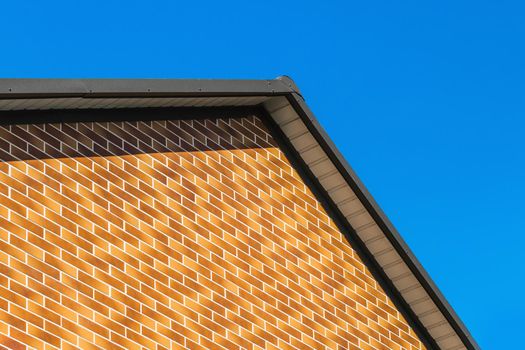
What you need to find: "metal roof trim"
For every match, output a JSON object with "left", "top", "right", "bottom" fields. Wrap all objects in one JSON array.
[
  {"left": 0, "top": 78, "right": 293, "bottom": 98},
  {"left": 282, "top": 86, "right": 480, "bottom": 350}
]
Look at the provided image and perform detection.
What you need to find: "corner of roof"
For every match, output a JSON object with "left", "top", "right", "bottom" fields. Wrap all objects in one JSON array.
[
  {"left": 276, "top": 76, "right": 303, "bottom": 99},
  {"left": 269, "top": 81, "right": 480, "bottom": 350}
]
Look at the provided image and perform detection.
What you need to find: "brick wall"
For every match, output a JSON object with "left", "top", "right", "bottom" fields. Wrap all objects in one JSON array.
[{"left": 0, "top": 113, "right": 425, "bottom": 350}]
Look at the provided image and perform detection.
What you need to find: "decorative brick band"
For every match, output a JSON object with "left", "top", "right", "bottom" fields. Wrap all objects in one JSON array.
[{"left": 0, "top": 113, "right": 425, "bottom": 350}]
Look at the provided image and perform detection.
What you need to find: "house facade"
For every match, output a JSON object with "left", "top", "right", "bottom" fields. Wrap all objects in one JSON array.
[{"left": 0, "top": 78, "right": 478, "bottom": 350}]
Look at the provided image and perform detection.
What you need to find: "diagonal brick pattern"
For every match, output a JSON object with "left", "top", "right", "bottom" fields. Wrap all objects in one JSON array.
[{"left": 0, "top": 114, "right": 425, "bottom": 350}]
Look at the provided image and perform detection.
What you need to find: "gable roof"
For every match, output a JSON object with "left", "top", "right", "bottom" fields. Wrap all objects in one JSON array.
[{"left": 0, "top": 77, "right": 479, "bottom": 350}]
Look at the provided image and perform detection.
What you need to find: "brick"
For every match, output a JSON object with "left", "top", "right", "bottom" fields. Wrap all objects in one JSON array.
[{"left": 0, "top": 116, "right": 425, "bottom": 350}]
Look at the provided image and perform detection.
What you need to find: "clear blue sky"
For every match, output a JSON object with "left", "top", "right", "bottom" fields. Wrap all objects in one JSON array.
[{"left": 2, "top": 1, "right": 523, "bottom": 348}]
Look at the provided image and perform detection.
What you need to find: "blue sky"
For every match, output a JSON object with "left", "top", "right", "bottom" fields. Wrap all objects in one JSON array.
[{"left": 2, "top": 1, "right": 523, "bottom": 348}]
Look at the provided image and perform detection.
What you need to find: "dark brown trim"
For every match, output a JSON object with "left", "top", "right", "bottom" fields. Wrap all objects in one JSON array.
[
  {"left": 284, "top": 92, "right": 480, "bottom": 350},
  {"left": 0, "top": 78, "right": 292, "bottom": 99}
]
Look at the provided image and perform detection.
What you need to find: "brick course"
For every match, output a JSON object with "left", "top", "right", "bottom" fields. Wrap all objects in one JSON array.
[{"left": 0, "top": 114, "right": 425, "bottom": 349}]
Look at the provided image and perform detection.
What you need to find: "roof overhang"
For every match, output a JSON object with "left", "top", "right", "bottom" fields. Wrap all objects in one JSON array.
[{"left": 0, "top": 77, "right": 479, "bottom": 350}]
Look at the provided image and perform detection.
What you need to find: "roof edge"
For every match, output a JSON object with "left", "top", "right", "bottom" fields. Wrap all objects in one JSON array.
[
  {"left": 276, "top": 76, "right": 303, "bottom": 97},
  {"left": 284, "top": 92, "right": 480, "bottom": 350},
  {"left": 0, "top": 78, "right": 294, "bottom": 98}
]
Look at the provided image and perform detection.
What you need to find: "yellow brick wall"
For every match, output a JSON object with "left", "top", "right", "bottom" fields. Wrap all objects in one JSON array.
[{"left": 0, "top": 115, "right": 426, "bottom": 350}]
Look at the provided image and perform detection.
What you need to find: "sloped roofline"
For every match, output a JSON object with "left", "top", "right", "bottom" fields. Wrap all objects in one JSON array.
[
  {"left": 0, "top": 76, "right": 479, "bottom": 350},
  {"left": 278, "top": 79, "right": 479, "bottom": 350}
]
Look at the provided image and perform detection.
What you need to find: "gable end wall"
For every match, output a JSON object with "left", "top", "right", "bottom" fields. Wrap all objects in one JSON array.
[{"left": 0, "top": 110, "right": 426, "bottom": 350}]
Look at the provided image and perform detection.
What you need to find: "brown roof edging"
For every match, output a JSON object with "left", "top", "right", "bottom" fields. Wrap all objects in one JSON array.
[
  {"left": 278, "top": 76, "right": 480, "bottom": 350},
  {"left": 0, "top": 78, "right": 293, "bottom": 99}
]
